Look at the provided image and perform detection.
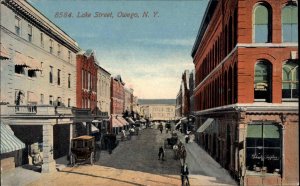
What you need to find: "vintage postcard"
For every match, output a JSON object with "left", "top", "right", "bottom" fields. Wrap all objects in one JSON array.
[{"left": 0, "top": 0, "right": 298, "bottom": 185}]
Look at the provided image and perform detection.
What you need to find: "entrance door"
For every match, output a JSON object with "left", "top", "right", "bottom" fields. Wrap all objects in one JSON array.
[{"left": 53, "top": 124, "right": 70, "bottom": 159}]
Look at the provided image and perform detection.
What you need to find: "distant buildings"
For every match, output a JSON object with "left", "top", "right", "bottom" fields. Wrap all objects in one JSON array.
[
  {"left": 139, "top": 99, "right": 176, "bottom": 121},
  {"left": 191, "top": 0, "right": 298, "bottom": 185},
  {"left": 124, "top": 88, "right": 134, "bottom": 113}
]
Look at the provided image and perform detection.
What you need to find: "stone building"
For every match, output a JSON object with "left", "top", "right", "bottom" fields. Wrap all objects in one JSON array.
[
  {"left": 124, "top": 88, "right": 133, "bottom": 113},
  {"left": 175, "top": 87, "right": 183, "bottom": 119},
  {"left": 97, "top": 65, "right": 111, "bottom": 116},
  {"left": 139, "top": 99, "right": 176, "bottom": 121},
  {"left": 192, "top": 0, "right": 298, "bottom": 185},
  {"left": 0, "top": 0, "right": 80, "bottom": 173}
]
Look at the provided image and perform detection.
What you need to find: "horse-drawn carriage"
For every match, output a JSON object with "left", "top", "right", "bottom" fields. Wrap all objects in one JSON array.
[
  {"left": 164, "top": 132, "right": 178, "bottom": 149},
  {"left": 69, "top": 135, "right": 97, "bottom": 166}
]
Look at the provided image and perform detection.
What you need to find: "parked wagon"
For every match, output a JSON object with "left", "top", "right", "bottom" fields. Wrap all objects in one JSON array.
[{"left": 69, "top": 135, "right": 96, "bottom": 166}]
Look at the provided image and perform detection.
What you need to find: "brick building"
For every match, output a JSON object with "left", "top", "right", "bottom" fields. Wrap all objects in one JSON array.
[
  {"left": 111, "top": 75, "right": 125, "bottom": 115},
  {"left": 192, "top": 0, "right": 298, "bottom": 185},
  {"left": 76, "top": 49, "right": 97, "bottom": 110}
]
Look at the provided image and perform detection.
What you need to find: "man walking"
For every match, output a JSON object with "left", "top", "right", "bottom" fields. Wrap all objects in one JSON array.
[
  {"left": 158, "top": 146, "right": 165, "bottom": 161},
  {"left": 181, "top": 163, "right": 190, "bottom": 186}
]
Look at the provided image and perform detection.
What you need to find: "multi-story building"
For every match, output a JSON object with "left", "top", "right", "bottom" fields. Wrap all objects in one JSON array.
[
  {"left": 0, "top": 0, "right": 80, "bottom": 173},
  {"left": 181, "top": 70, "right": 190, "bottom": 117},
  {"left": 192, "top": 0, "right": 298, "bottom": 185},
  {"left": 124, "top": 88, "right": 133, "bottom": 113},
  {"left": 175, "top": 87, "right": 182, "bottom": 119},
  {"left": 189, "top": 69, "right": 195, "bottom": 114},
  {"left": 139, "top": 99, "right": 176, "bottom": 121},
  {"left": 110, "top": 75, "right": 127, "bottom": 133},
  {"left": 76, "top": 49, "right": 97, "bottom": 110},
  {"left": 97, "top": 65, "right": 111, "bottom": 116}
]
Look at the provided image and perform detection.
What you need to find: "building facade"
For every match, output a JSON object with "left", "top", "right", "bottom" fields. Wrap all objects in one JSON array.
[
  {"left": 139, "top": 99, "right": 176, "bottom": 121},
  {"left": 97, "top": 65, "right": 111, "bottom": 116},
  {"left": 0, "top": 0, "right": 80, "bottom": 173},
  {"left": 124, "top": 88, "right": 133, "bottom": 113},
  {"left": 189, "top": 69, "right": 195, "bottom": 114},
  {"left": 181, "top": 70, "right": 190, "bottom": 117},
  {"left": 192, "top": 0, "right": 298, "bottom": 185},
  {"left": 76, "top": 49, "right": 97, "bottom": 110},
  {"left": 175, "top": 87, "right": 183, "bottom": 118},
  {"left": 111, "top": 75, "right": 125, "bottom": 115}
]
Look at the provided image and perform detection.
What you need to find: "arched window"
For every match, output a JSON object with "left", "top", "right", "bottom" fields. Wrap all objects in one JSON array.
[
  {"left": 282, "top": 60, "right": 298, "bottom": 100},
  {"left": 253, "top": 4, "right": 271, "bottom": 43},
  {"left": 254, "top": 61, "right": 272, "bottom": 102},
  {"left": 282, "top": 4, "right": 298, "bottom": 42}
]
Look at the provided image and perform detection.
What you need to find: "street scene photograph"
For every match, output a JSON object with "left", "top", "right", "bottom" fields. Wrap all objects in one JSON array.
[{"left": 0, "top": 0, "right": 298, "bottom": 185}]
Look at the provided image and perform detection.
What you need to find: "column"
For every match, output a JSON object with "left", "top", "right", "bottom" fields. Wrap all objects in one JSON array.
[{"left": 42, "top": 124, "right": 56, "bottom": 173}]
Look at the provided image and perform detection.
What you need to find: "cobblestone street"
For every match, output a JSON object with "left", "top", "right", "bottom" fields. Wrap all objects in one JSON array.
[{"left": 26, "top": 127, "right": 237, "bottom": 186}]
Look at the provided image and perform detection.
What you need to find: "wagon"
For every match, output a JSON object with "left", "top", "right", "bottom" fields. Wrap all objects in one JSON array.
[{"left": 70, "top": 135, "right": 96, "bottom": 166}]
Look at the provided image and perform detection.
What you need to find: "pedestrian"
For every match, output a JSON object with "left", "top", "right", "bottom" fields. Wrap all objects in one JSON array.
[
  {"left": 158, "top": 146, "right": 165, "bottom": 161},
  {"left": 181, "top": 163, "right": 190, "bottom": 186},
  {"left": 159, "top": 123, "right": 163, "bottom": 134},
  {"left": 179, "top": 145, "right": 187, "bottom": 166},
  {"left": 185, "top": 134, "right": 189, "bottom": 143},
  {"left": 173, "top": 144, "right": 178, "bottom": 160}
]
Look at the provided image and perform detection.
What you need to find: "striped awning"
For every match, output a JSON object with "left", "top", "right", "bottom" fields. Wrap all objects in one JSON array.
[
  {"left": 111, "top": 117, "right": 123, "bottom": 128},
  {"left": 117, "top": 116, "right": 129, "bottom": 126},
  {"left": 127, "top": 117, "right": 135, "bottom": 124},
  {"left": 14, "top": 52, "right": 28, "bottom": 67},
  {"left": 1, "top": 123, "right": 25, "bottom": 154},
  {"left": 0, "top": 43, "right": 10, "bottom": 60},
  {"left": 197, "top": 118, "right": 214, "bottom": 133},
  {"left": 27, "top": 57, "right": 41, "bottom": 71}
]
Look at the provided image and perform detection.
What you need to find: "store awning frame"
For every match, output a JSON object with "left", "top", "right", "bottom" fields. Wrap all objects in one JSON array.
[
  {"left": 1, "top": 124, "right": 25, "bottom": 154},
  {"left": 196, "top": 118, "right": 214, "bottom": 133}
]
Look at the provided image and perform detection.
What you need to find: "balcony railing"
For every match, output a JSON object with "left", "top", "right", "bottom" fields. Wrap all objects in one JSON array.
[{"left": 1, "top": 105, "right": 73, "bottom": 116}]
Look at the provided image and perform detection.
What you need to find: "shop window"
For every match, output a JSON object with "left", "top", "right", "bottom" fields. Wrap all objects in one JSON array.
[
  {"left": 15, "top": 65, "right": 25, "bottom": 74},
  {"left": 253, "top": 4, "right": 271, "bottom": 43},
  {"left": 246, "top": 122, "right": 282, "bottom": 174},
  {"left": 254, "top": 61, "right": 272, "bottom": 102},
  {"left": 282, "top": 4, "right": 298, "bottom": 42},
  {"left": 282, "top": 60, "right": 298, "bottom": 99}
]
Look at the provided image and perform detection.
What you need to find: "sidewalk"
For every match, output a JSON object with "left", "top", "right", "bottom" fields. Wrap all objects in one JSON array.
[
  {"left": 177, "top": 132, "right": 237, "bottom": 186},
  {"left": 1, "top": 166, "right": 41, "bottom": 186}
]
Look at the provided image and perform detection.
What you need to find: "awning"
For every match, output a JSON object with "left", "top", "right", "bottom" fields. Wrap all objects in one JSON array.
[
  {"left": 140, "top": 118, "right": 146, "bottom": 123},
  {"left": 175, "top": 121, "right": 181, "bottom": 129},
  {"left": 111, "top": 117, "right": 123, "bottom": 128},
  {"left": 117, "top": 116, "right": 129, "bottom": 126},
  {"left": 196, "top": 118, "right": 214, "bottom": 133},
  {"left": 180, "top": 117, "right": 188, "bottom": 123},
  {"left": 1, "top": 123, "right": 25, "bottom": 154},
  {"left": 0, "top": 43, "right": 10, "bottom": 60},
  {"left": 81, "top": 122, "right": 99, "bottom": 133},
  {"left": 27, "top": 58, "right": 41, "bottom": 71},
  {"left": 14, "top": 52, "right": 28, "bottom": 67},
  {"left": 92, "top": 120, "right": 100, "bottom": 123},
  {"left": 127, "top": 117, "right": 135, "bottom": 124}
]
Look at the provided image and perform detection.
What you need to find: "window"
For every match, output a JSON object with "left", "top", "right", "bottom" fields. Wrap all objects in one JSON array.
[
  {"left": 15, "top": 65, "right": 25, "bottom": 74},
  {"left": 282, "top": 5, "right": 298, "bottom": 42},
  {"left": 28, "top": 70, "right": 37, "bottom": 78},
  {"left": 68, "top": 51, "right": 71, "bottom": 62},
  {"left": 68, "top": 74, "right": 71, "bottom": 88},
  {"left": 40, "top": 62, "right": 43, "bottom": 75},
  {"left": 246, "top": 122, "right": 282, "bottom": 174},
  {"left": 28, "top": 25, "right": 33, "bottom": 42},
  {"left": 57, "top": 69, "right": 61, "bottom": 85},
  {"left": 49, "top": 66, "right": 53, "bottom": 83},
  {"left": 254, "top": 61, "right": 272, "bottom": 102},
  {"left": 57, "top": 44, "right": 61, "bottom": 56},
  {"left": 15, "top": 16, "right": 21, "bottom": 36},
  {"left": 49, "top": 95, "right": 53, "bottom": 105},
  {"left": 40, "top": 33, "right": 44, "bottom": 47},
  {"left": 68, "top": 98, "right": 71, "bottom": 107},
  {"left": 57, "top": 97, "right": 61, "bottom": 106},
  {"left": 253, "top": 5, "right": 271, "bottom": 43},
  {"left": 49, "top": 39, "right": 53, "bottom": 54},
  {"left": 40, "top": 94, "right": 44, "bottom": 104},
  {"left": 82, "top": 69, "right": 84, "bottom": 89},
  {"left": 88, "top": 72, "right": 91, "bottom": 90},
  {"left": 282, "top": 60, "right": 298, "bottom": 99}
]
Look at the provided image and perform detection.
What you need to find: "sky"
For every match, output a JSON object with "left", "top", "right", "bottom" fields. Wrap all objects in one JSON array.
[{"left": 29, "top": 0, "right": 208, "bottom": 99}]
